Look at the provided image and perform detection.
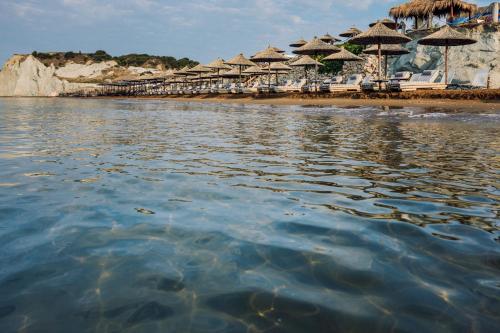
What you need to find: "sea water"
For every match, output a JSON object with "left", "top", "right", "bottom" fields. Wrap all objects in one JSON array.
[{"left": 0, "top": 98, "right": 499, "bottom": 332}]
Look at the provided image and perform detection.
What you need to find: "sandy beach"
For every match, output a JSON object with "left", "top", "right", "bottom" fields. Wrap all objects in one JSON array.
[{"left": 98, "top": 89, "right": 500, "bottom": 112}]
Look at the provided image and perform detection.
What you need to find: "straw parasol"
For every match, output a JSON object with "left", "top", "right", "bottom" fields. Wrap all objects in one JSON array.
[
  {"left": 187, "top": 64, "right": 212, "bottom": 88},
  {"left": 293, "top": 37, "right": 340, "bottom": 91},
  {"left": 269, "top": 46, "right": 285, "bottom": 53},
  {"left": 339, "top": 27, "right": 363, "bottom": 38},
  {"left": 226, "top": 53, "right": 256, "bottom": 85},
  {"left": 320, "top": 33, "right": 340, "bottom": 44},
  {"left": 221, "top": 67, "right": 247, "bottom": 78},
  {"left": 364, "top": 44, "right": 410, "bottom": 78},
  {"left": 418, "top": 25, "right": 476, "bottom": 84},
  {"left": 243, "top": 65, "right": 267, "bottom": 75},
  {"left": 323, "top": 48, "right": 363, "bottom": 61},
  {"left": 205, "top": 58, "right": 231, "bottom": 84},
  {"left": 433, "top": 0, "right": 478, "bottom": 19},
  {"left": 251, "top": 46, "right": 289, "bottom": 91},
  {"left": 350, "top": 22, "right": 412, "bottom": 85},
  {"left": 262, "top": 62, "right": 292, "bottom": 85},
  {"left": 290, "top": 55, "right": 324, "bottom": 84},
  {"left": 290, "top": 38, "right": 307, "bottom": 48},
  {"left": 369, "top": 18, "right": 399, "bottom": 29}
]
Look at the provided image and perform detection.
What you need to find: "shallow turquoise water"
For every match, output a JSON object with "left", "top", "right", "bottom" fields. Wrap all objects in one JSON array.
[{"left": 0, "top": 98, "right": 499, "bottom": 333}]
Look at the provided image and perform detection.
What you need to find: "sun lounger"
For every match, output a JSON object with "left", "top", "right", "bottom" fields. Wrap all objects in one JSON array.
[
  {"left": 328, "top": 74, "right": 363, "bottom": 92},
  {"left": 284, "top": 79, "right": 307, "bottom": 93},
  {"left": 320, "top": 76, "right": 343, "bottom": 92},
  {"left": 240, "top": 81, "right": 260, "bottom": 94},
  {"left": 219, "top": 83, "right": 236, "bottom": 94},
  {"left": 390, "top": 70, "right": 446, "bottom": 91}
]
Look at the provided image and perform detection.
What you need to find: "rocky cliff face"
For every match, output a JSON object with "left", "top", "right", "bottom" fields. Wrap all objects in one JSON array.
[
  {"left": 390, "top": 25, "right": 500, "bottom": 88},
  {"left": 0, "top": 55, "right": 96, "bottom": 97},
  {"left": 0, "top": 55, "right": 164, "bottom": 97}
]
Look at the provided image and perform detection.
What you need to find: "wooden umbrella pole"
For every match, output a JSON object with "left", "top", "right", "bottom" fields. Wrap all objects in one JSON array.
[
  {"left": 268, "top": 62, "right": 271, "bottom": 92},
  {"left": 315, "top": 55, "right": 318, "bottom": 93},
  {"left": 378, "top": 43, "right": 382, "bottom": 90},
  {"left": 445, "top": 44, "right": 449, "bottom": 84},
  {"left": 385, "top": 54, "right": 388, "bottom": 79},
  {"left": 239, "top": 65, "right": 242, "bottom": 86}
]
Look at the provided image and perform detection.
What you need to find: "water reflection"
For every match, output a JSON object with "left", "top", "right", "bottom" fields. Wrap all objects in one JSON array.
[{"left": 0, "top": 98, "right": 499, "bottom": 333}]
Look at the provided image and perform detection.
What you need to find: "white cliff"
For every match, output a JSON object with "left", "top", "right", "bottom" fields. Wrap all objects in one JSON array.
[{"left": 0, "top": 55, "right": 96, "bottom": 97}]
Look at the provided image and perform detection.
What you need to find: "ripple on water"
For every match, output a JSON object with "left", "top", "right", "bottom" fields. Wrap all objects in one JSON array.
[{"left": 0, "top": 98, "right": 499, "bottom": 333}]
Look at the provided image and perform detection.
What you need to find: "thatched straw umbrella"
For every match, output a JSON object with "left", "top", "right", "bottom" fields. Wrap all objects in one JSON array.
[
  {"left": 222, "top": 67, "right": 247, "bottom": 78},
  {"left": 389, "top": 0, "right": 477, "bottom": 29},
  {"left": 251, "top": 46, "right": 289, "bottom": 91},
  {"left": 433, "top": 0, "right": 478, "bottom": 20},
  {"left": 269, "top": 46, "right": 286, "bottom": 54},
  {"left": 289, "top": 55, "right": 324, "bottom": 84},
  {"left": 369, "top": 18, "right": 399, "bottom": 29},
  {"left": 339, "top": 27, "right": 363, "bottom": 38},
  {"left": 320, "top": 33, "right": 340, "bottom": 44},
  {"left": 290, "top": 38, "right": 307, "bottom": 48},
  {"left": 243, "top": 65, "right": 267, "bottom": 75},
  {"left": 418, "top": 25, "right": 476, "bottom": 84},
  {"left": 350, "top": 22, "right": 411, "bottom": 85},
  {"left": 293, "top": 37, "right": 340, "bottom": 92},
  {"left": 174, "top": 66, "right": 197, "bottom": 90},
  {"left": 225, "top": 53, "right": 256, "bottom": 85},
  {"left": 323, "top": 48, "right": 363, "bottom": 77},
  {"left": 206, "top": 58, "right": 232, "bottom": 84},
  {"left": 262, "top": 62, "right": 292, "bottom": 85},
  {"left": 187, "top": 64, "right": 212, "bottom": 89},
  {"left": 364, "top": 44, "right": 410, "bottom": 78}
]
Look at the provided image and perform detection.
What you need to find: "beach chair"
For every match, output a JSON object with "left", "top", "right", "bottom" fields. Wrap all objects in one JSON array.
[
  {"left": 390, "top": 70, "right": 446, "bottom": 91},
  {"left": 320, "top": 76, "right": 343, "bottom": 92},
  {"left": 285, "top": 79, "right": 307, "bottom": 93},
  {"left": 328, "top": 74, "right": 363, "bottom": 92},
  {"left": 218, "top": 83, "right": 235, "bottom": 94},
  {"left": 240, "top": 81, "right": 260, "bottom": 94},
  {"left": 272, "top": 80, "right": 294, "bottom": 93}
]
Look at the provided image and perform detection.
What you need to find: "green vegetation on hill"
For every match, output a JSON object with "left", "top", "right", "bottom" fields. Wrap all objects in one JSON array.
[{"left": 31, "top": 50, "right": 198, "bottom": 69}]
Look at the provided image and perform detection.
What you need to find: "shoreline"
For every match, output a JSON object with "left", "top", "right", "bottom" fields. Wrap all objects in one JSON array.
[{"left": 89, "top": 90, "right": 500, "bottom": 112}]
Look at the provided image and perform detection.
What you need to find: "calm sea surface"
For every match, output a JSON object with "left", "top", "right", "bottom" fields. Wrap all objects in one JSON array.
[{"left": 0, "top": 98, "right": 499, "bottom": 333}]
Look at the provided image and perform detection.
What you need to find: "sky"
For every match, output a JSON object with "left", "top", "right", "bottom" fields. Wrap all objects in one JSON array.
[{"left": 0, "top": 0, "right": 491, "bottom": 66}]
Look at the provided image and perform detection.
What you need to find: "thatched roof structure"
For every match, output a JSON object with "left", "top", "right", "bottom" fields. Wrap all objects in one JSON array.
[
  {"left": 293, "top": 37, "right": 340, "bottom": 56},
  {"left": 389, "top": 0, "right": 477, "bottom": 20},
  {"left": 242, "top": 65, "right": 267, "bottom": 75},
  {"left": 418, "top": 24, "right": 477, "bottom": 46},
  {"left": 262, "top": 62, "right": 292, "bottom": 71},
  {"left": 339, "top": 27, "right": 363, "bottom": 38},
  {"left": 289, "top": 55, "right": 324, "bottom": 67},
  {"left": 323, "top": 48, "right": 363, "bottom": 61},
  {"left": 251, "top": 47, "right": 289, "bottom": 62},
  {"left": 187, "top": 64, "right": 212, "bottom": 73},
  {"left": 290, "top": 38, "right": 307, "bottom": 48},
  {"left": 206, "top": 58, "right": 232, "bottom": 70},
  {"left": 226, "top": 53, "right": 256, "bottom": 67},
  {"left": 221, "top": 67, "right": 247, "bottom": 78},
  {"left": 350, "top": 22, "right": 412, "bottom": 45},
  {"left": 369, "top": 18, "right": 399, "bottom": 29},
  {"left": 363, "top": 44, "right": 410, "bottom": 55}
]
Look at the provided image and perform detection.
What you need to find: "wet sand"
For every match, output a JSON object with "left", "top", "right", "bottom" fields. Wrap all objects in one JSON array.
[{"left": 103, "top": 90, "right": 500, "bottom": 112}]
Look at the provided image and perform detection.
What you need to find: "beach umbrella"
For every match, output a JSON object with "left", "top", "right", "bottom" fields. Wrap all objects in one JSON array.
[
  {"left": 262, "top": 62, "right": 292, "bottom": 84},
  {"left": 225, "top": 53, "right": 256, "bottom": 85},
  {"left": 320, "top": 33, "right": 341, "bottom": 44},
  {"left": 243, "top": 65, "right": 267, "bottom": 75},
  {"left": 289, "top": 38, "right": 307, "bottom": 48},
  {"left": 350, "top": 22, "right": 411, "bottom": 84},
  {"left": 323, "top": 48, "right": 363, "bottom": 78},
  {"left": 269, "top": 46, "right": 286, "bottom": 54},
  {"left": 187, "top": 64, "right": 212, "bottom": 88},
  {"left": 251, "top": 46, "right": 289, "bottom": 91},
  {"left": 323, "top": 48, "right": 363, "bottom": 61},
  {"left": 369, "top": 18, "right": 399, "bottom": 30},
  {"left": 339, "top": 27, "right": 363, "bottom": 38},
  {"left": 205, "top": 58, "right": 231, "bottom": 85},
  {"left": 221, "top": 67, "right": 248, "bottom": 78},
  {"left": 290, "top": 55, "right": 324, "bottom": 84},
  {"left": 173, "top": 66, "right": 197, "bottom": 89},
  {"left": 293, "top": 37, "right": 340, "bottom": 92},
  {"left": 418, "top": 25, "right": 476, "bottom": 84},
  {"left": 363, "top": 44, "right": 410, "bottom": 78}
]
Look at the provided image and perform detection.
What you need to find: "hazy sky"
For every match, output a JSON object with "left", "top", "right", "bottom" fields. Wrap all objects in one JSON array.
[{"left": 0, "top": 0, "right": 491, "bottom": 66}]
